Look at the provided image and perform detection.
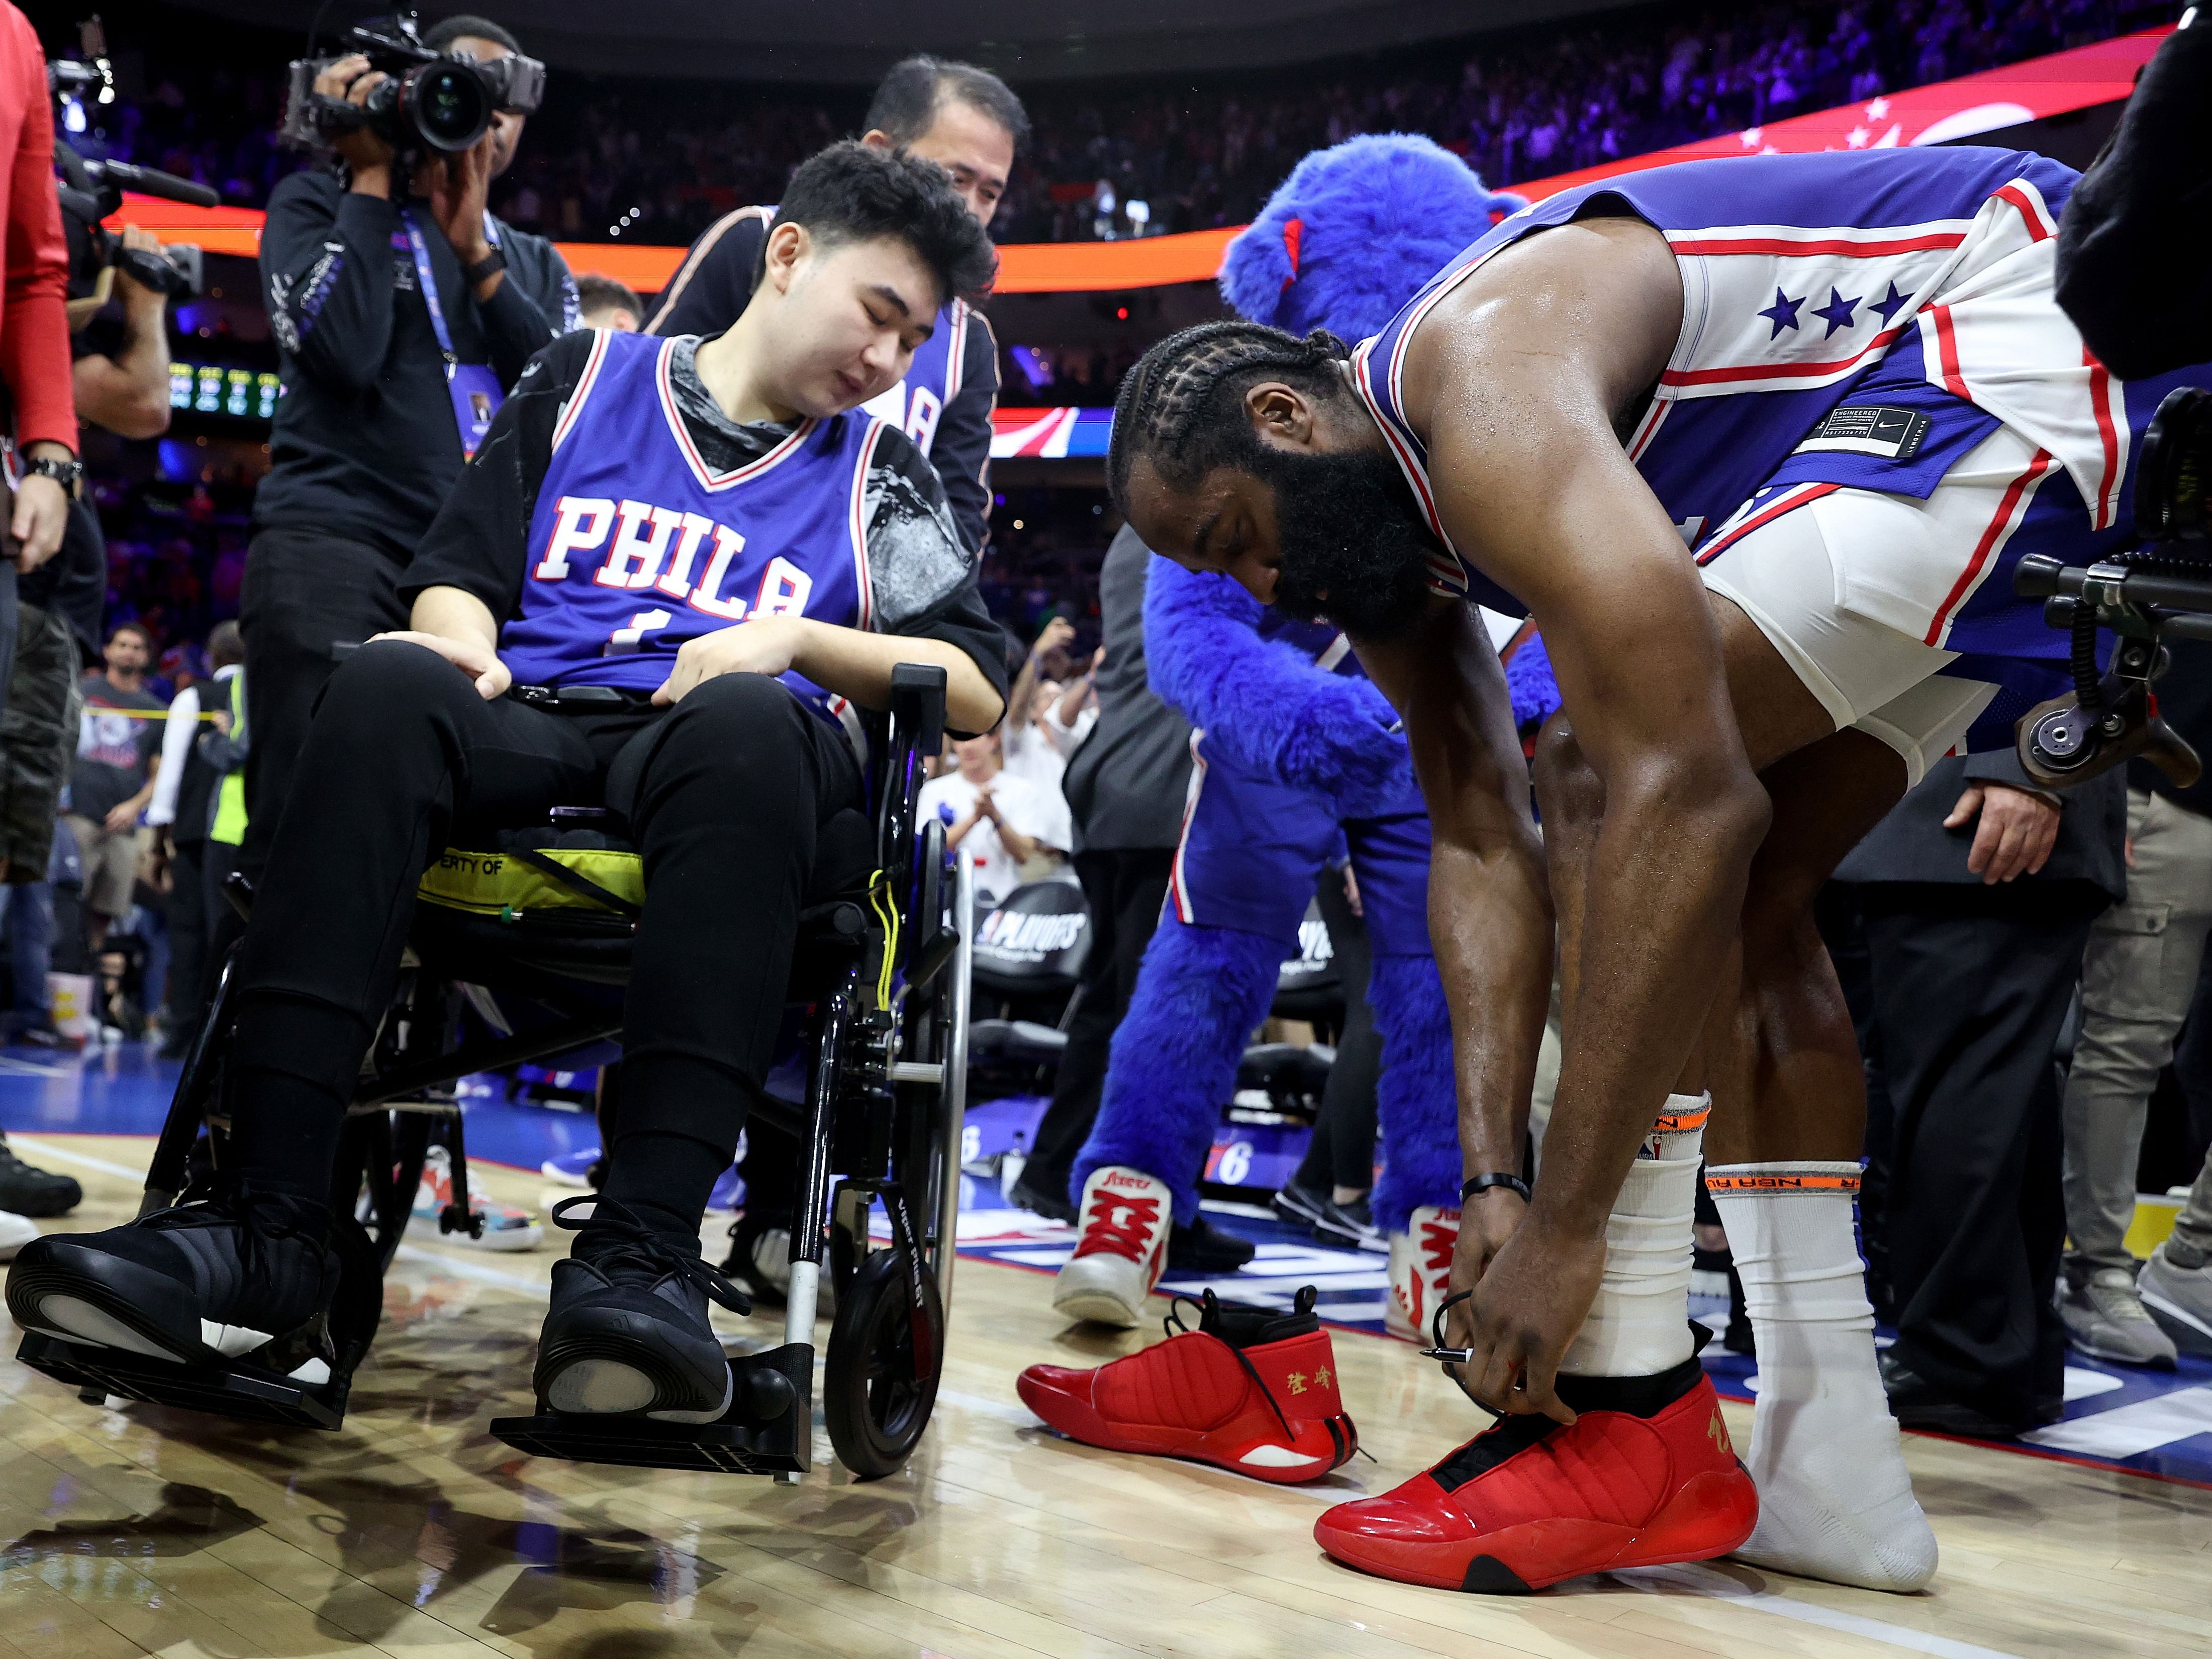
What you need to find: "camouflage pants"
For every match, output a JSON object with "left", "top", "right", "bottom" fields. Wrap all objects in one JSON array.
[{"left": 0, "top": 604, "right": 81, "bottom": 881}]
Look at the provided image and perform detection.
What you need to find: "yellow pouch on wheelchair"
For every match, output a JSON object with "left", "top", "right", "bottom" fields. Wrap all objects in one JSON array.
[{"left": 417, "top": 845, "right": 643, "bottom": 920}]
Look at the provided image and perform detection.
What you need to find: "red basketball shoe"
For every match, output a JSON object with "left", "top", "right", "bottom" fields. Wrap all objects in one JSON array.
[
  {"left": 1314, "top": 1360, "right": 1756, "bottom": 1592},
  {"left": 1019, "top": 1287, "right": 1360, "bottom": 1483}
]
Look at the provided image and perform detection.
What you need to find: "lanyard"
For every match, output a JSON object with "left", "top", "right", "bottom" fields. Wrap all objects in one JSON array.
[
  {"left": 401, "top": 209, "right": 462, "bottom": 365},
  {"left": 401, "top": 208, "right": 505, "bottom": 460}
]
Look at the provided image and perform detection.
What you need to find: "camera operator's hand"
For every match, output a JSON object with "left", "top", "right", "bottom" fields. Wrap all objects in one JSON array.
[
  {"left": 367, "top": 629, "right": 511, "bottom": 700},
  {"left": 10, "top": 444, "right": 73, "bottom": 572},
  {"left": 429, "top": 138, "right": 501, "bottom": 298},
  {"left": 315, "top": 55, "right": 395, "bottom": 190},
  {"left": 112, "top": 227, "right": 173, "bottom": 307}
]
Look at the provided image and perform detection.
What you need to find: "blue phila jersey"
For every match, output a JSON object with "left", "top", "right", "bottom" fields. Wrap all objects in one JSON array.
[
  {"left": 501, "top": 329, "right": 887, "bottom": 739},
  {"left": 1349, "top": 147, "right": 2193, "bottom": 646}
]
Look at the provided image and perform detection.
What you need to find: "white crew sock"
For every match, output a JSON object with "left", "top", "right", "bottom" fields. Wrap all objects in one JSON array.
[
  {"left": 1558, "top": 1093, "right": 1707, "bottom": 1377},
  {"left": 1709, "top": 1160, "right": 1938, "bottom": 1593}
]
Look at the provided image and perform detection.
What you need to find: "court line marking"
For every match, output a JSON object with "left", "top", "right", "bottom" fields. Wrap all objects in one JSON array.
[
  {"left": 1604, "top": 1563, "right": 2030, "bottom": 1659},
  {"left": 7, "top": 1135, "right": 146, "bottom": 1181}
]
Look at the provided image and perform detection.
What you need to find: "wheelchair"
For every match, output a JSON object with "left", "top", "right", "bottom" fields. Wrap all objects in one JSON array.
[{"left": 16, "top": 665, "right": 976, "bottom": 1484}]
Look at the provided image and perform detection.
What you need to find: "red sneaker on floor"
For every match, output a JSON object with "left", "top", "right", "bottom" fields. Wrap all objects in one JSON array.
[
  {"left": 1314, "top": 1360, "right": 1756, "bottom": 1592},
  {"left": 1019, "top": 1287, "right": 1360, "bottom": 1483}
]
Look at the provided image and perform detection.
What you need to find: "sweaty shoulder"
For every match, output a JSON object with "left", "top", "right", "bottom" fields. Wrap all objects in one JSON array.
[{"left": 1396, "top": 216, "right": 1681, "bottom": 441}]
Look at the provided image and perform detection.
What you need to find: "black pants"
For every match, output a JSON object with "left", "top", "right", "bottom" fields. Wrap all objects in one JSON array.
[
  {"left": 1858, "top": 880, "right": 2104, "bottom": 1428},
  {"left": 165, "top": 836, "right": 208, "bottom": 1040},
  {"left": 1296, "top": 869, "right": 1381, "bottom": 1194},
  {"left": 1022, "top": 846, "right": 1176, "bottom": 1200},
  {"left": 238, "top": 528, "right": 411, "bottom": 887},
  {"left": 228, "top": 642, "right": 860, "bottom": 1230}
]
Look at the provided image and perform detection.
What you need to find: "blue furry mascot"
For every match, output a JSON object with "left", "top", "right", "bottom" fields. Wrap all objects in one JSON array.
[{"left": 1051, "top": 136, "right": 1559, "bottom": 1334}]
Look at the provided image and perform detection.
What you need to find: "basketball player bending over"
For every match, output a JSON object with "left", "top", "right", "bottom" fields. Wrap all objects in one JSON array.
[
  {"left": 1108, "top": 147, "right": 2208, "bottom": 1594},
  {"left": 6, "top": 142, "right": 1006, "bottom": 1428}
]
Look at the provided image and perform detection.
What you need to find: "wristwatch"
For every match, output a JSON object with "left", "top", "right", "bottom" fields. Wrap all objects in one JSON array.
[
  {"left": 462, "top": 247, "right": 508, "bottom": 287},
  {"left": 22, "top": 454, "right": 83, "bottom": 490}
]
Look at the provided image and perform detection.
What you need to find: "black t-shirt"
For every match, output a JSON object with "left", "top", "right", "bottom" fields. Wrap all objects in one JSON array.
[
  {"left": 252, "top": 169, "right": 582, "bottom": 564},
  {"left": 402, "top": 330, "right": 1009, "bottom": 736},
  {"left": 71, "top": 675, "right": 167, "bottom": 822}
]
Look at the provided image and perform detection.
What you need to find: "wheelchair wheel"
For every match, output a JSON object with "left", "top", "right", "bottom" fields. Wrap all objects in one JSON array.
[{"left": 822, "top": 1245, "right": 942, "bottom": 1479}]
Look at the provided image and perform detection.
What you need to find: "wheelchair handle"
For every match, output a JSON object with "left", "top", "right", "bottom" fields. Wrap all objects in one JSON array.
[{"left": 878, "top": 663, "right": 949, "bottom": 932}]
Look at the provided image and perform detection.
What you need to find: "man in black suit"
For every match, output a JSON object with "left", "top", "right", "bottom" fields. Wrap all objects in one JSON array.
[
  {"left": 1833, "top": 752, "right": 2127, "bottom": 1436},
  {"left": 1009, "top": 523, "right": 1194, "bottom": 1219}
]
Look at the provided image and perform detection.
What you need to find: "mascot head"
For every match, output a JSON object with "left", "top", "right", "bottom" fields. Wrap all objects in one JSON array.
[{"left": 1218, "top": 133, "right": 1527, "bottom": 343}]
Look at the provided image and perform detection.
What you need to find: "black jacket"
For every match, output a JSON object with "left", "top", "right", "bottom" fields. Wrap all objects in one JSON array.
[
  {"left": 1062, "top": 524, "right": 1194, "bottom": 852},
  {"left": 253, "top": 169, "right": 580, "bottom": 564},
  {"left": 644, "top": 207, "right": 999, "bottom": 557},
  {"left": 2055, "top": 17, "right": 2212, "bottom": 381},
  {"left": 1836, "top": 747, "right": 2127, "bottom": 902}
]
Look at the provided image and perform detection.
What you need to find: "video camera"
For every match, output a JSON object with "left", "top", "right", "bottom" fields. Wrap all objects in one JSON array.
[
  {"left": 2012, "top": 386, "right": 2212, "bottom": 790},
  {"left": 279, "top": 13, "right": 544, "bottom": 163},
  {"left": 47, "top": 59, "right": 217, "bottom": 322}
]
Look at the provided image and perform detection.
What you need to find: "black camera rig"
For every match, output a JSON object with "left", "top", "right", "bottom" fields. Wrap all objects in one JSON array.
[
  {"left": 280, "top": 13, "right": 544, "bottom": 163},
  {"left": 47, "top": 60, "right": 219, "bottom": 317},
  {"left": 2013, "top": 386, "right": 2212, "bottom": 790}
]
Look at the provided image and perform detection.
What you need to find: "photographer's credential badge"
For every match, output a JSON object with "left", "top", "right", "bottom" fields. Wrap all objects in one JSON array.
[{"left": 402, "top": 210, "right": 503, "bottom": 459}]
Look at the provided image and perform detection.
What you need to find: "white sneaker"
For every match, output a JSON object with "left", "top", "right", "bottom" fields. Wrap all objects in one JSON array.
[
  {"left": 413, "top": 1147, "right": 542, "bottom": 1251},
  {"left": 1385, "top": 1204, "right": 1460, "bottom": 1342},
  {"left": 1052, "top": 1165, "right": 1172, "bottom": 1328},
  {"left": 0, "top": 1208, "right": 37, "bottom": 1261}
]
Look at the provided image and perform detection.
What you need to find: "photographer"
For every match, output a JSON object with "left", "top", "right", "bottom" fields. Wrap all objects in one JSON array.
[
  {"left": 244, "top": 13, "right": 576, "bottom": 883},
  {"left": 2055, "top": 9, "right": 2212, "bottom": 379}
]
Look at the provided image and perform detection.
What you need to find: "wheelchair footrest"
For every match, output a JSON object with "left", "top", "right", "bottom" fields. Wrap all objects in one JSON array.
[
  {"left": 15, "top": 1330, "right": 351, "bottom": 1430},
  {"left": 489, "top": 1341, "right": 813, "bottom": 1475}
]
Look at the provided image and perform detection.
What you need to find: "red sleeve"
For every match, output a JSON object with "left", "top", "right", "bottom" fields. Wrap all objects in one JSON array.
[{"left": 1, "top": 7, "right": 76, "bottom": 454}]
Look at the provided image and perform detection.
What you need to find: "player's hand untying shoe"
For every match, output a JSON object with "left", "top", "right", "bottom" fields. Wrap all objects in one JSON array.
[
  {"left": 1451, "top": 1221, "right": 1605, "bottom": 1425},
  {"left": 1437, "top": 1184, "right": 1526, "bottom": 1405},
  {"left": 653, "top": 616, "right": 808, "bottom": 706}
]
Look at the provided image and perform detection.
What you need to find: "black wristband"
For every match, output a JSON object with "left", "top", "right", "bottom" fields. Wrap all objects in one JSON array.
[
  {"left": 1461, "top": 1172, "right": 1531, "bottom": 1204},
  {"left": 463, "top": 247, "right": 507, "bottom": 286}
]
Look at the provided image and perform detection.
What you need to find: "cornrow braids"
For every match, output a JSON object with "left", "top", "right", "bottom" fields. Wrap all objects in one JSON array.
[{"left": 1108, "top": 321, "right": 1352, "bottom": 510}]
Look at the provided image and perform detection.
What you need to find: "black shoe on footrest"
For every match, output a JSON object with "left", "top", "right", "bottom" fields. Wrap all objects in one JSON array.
[
  {"left": 493, "top": 1341, "right": 809, "bottom": 1474},
  {"left": 6, "top": 1183, "right": 335, "bottom": 1369},
  {"left": 534, "top": 1196, "right": 752, "bottom": 1424}
]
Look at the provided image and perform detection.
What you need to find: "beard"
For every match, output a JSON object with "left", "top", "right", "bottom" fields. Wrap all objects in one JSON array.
[{"left": 1254, "top": 444, "right": 1444, "bottom": 641}]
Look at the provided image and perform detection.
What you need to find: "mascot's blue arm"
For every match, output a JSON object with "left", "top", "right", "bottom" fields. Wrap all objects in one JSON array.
[{"left": 1143, "top": 554, "right": 1416, "bottom": 818}]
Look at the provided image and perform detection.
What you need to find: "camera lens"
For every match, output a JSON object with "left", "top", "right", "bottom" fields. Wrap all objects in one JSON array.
[{"left": 405, "top": 60, "right": 491, "bottom": 152}]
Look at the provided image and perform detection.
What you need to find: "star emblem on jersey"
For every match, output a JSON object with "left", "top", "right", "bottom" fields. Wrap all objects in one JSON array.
[
  {"left": 1758, "top": 287, "right": 1805, "bottom": 338},
  {"left": 1811, "top": 287, "right": 1860, "bottom": 337},
  {"left": 1869, "top": 281, "right": 1912, "bottom": 326}
]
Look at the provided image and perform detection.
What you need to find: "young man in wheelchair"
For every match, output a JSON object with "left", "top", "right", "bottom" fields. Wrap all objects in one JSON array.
[{"left": 7, "top": 141, "right": 1007, "bottom": 1427}]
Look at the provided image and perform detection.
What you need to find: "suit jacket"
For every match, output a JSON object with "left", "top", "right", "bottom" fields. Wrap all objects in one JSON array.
[
  {"left": 1062, "top": 525, "right": 1193, "bottom": 853},
  {"left": 1835, "top": 745, "right": 2127, "bottom": 901}
]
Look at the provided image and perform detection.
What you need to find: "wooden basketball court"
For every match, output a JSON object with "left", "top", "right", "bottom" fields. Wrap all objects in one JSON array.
[{"left": 4, "top": 1132, "right": 2207, "bottom": 1659}]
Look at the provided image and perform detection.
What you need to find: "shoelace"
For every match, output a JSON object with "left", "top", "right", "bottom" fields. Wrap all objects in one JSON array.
[
  {"left": 550, "top": 1195, "right": 752, "bottom": 1316},
  {"left": 1079, "top": 1190, "right": 1161, "bottom": 1261}
]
